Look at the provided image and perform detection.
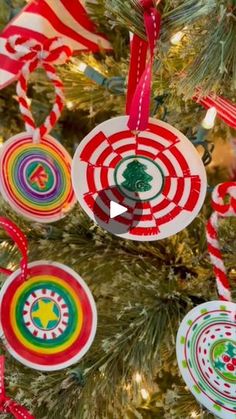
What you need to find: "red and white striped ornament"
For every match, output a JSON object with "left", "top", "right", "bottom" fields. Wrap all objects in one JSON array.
[
  {"left": 72, "top": 116, "right": 207, "bottom": 241},
  {"left": 206, "top": 182, "right": 236, "bottom": 301},
  {"left": 0, "top": 0, "right": 112, "bottom": 89}
]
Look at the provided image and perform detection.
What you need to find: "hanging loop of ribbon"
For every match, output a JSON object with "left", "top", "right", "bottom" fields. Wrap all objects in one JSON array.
[
  {"left": 126, "top": 0, "right": 161, "bottom": 132},
  {"left": 6, "top": 36, "right": 72, "bottom": 144},
  {"left": 0, "top": 217, "right": 28, "bottom": 281},
  {"left": 0, "top": 356, "right": 35, "bottom": 418},
  {"left": 206, "top": 182, "right": 236, "bottom": 302}
]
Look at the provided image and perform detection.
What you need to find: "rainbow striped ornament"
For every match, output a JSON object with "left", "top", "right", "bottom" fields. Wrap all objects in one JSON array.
[
  {"left": 0, "top": 261, "right": 97, "bottom": 371},
  {"left": 0, "top": 133, "right": 76, "bottom": 222}
]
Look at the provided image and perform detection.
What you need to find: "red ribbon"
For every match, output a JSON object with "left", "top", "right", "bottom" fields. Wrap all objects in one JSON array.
[
  {"left": 0, "top": 356, "right": 35, "bottom": 418},
  {"left": 0, "top": 217, "right": 28, "bottom": 281},
  {"left": 126, "top": 0, "right": 161, "bottom": 131}
]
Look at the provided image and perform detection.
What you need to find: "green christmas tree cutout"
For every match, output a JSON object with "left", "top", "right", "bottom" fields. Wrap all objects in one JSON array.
[{"left": 121, "top": 160, "right": 153, "bottom": 193}]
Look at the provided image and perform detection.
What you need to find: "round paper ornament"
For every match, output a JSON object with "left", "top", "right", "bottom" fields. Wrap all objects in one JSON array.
[
  {"left": 0, "top": 36, "right": 76, "bottom": 223},
  {"left": 176, "top": 301, "right": 236, "bottom": 419},
  {"left": 0, "top": 133, "right": 76, "bottom": 223},
  {"left": 72, "top": 116, "right": 207, "bottom": 241},
  {"left": 0, "top": 261, "right": 97, "bottom": 371}
]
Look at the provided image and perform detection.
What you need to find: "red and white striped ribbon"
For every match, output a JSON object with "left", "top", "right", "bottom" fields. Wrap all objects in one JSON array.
[
  {"left": 0, "top": 217, "right": 28, "bottom": 282},
  {"left": 0, "top": 356, "right": 34, "bottom": 418},
  {"left": 6, "top": 36, "right": 72, "bottom": 143},
  {"left": 206, "top": 182, "right": 236, "bottom": 301}
]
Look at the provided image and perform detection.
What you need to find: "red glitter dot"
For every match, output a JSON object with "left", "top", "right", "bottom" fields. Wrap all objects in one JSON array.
[{"left": 226, "top": 363, "right": 234, "bottom": 372}]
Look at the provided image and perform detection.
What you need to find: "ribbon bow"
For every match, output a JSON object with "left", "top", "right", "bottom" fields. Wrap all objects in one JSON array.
[
  {"left": 5, "top": 36, "right": 72, "bottom": 143},
  {"left": 0, "top": 356, "right": 34, "bottom": 418},
  {"left": 6, "top": 35, "right": 72, "bottom": 65}
]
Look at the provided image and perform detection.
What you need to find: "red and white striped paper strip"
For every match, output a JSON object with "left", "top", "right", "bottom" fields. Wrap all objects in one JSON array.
[
  {"left": 0, "top": 356, "right": 35, "bottom": 418},
  {"left": 6, "top": 36, "right": 71, "bottom": 142},
  {"left": 0, "top": 0, "right": 112, "bottom": 89},
  {"left": 193, "top": 92, "right": 236, "bottom": 129},
  {"left": 206, "top": 182, "right": 236, "bottom": 302}
]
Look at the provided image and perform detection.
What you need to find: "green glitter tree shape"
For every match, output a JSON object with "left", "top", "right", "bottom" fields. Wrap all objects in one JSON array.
[{"left": 121, "top": 160, "right": 153, "bottom": 192}]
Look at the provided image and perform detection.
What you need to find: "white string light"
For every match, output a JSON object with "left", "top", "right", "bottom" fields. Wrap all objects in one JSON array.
[
  {"left": 77, "top": 61, "right": 87, "bottom": 73},
  {"left": 201, "top": 107, "right": 217, "bottom": 129},
  {"left": 66, "top": 101, "right": 74, "bottom": 110},
  {"left": 134, "top": 372, "right": 142, "bottom": 383},
  {"left": 170, "top": 31, "right": 184, "bottom": 45},
  {"left": 140, "top": 388, "right": 149, "bottom": 400}
]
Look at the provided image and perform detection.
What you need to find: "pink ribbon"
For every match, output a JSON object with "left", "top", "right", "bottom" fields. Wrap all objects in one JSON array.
[
  {"left": 0, "top": 356, "right": 35, "bottom": 418},
  {"left": 126, "top": 0, "right": 161, "bottom": 131}
]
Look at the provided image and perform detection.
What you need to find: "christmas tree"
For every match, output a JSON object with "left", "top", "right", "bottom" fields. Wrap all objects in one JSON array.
[
  {"left": 0, "top": 1, "right": 235, "bottom": 418},
  {"left": 121, "top": 160, "right": 153, "bottom": 192}
]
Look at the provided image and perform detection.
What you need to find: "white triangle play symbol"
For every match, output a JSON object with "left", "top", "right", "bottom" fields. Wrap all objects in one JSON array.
[{"left": 110, "top": 201, "right": 128, "bottom": 219}]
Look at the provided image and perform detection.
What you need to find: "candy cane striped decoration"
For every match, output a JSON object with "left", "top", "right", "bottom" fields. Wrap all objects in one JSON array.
[
  {"left": 0, "top": 356, "right": 34, "bottom": 418},
  {"left": 206, "top": 182, "right": 236, "bottom": 301},
  {"left": 6, "top": 36, "right": 71, "bottom": 143},
  {"left": 0, "top": 0, "right": 112, "bottom": 90},
  {"left": 193, "top": 92, "right": 236, "bottom": 129}
]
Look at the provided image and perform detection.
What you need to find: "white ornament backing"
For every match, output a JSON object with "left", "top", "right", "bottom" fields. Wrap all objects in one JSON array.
[
  {"left": 72, "top": 116, "right": 207, "bottom": 241},
  {"left": 176, "top": 301, "right": 236, "bottom": 419}
]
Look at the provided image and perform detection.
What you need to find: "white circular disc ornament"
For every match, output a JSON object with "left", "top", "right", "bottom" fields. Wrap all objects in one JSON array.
[
  {"left": 0, "top": 261, "right": 97, "bottom": 371},
  {"left": 176, "top": 301, "right": 236, "bottom": 418},
  {"left": 0, "top": 133, "right": 76, "bottom": 223},
  {"left": 72, "top": 116, "right": 207, "bottom": 241}
]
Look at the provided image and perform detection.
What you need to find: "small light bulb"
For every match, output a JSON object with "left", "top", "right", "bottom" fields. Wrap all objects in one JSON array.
[
  {"left": 201, "top": 107, "right": 217, "bottom": 129},
  {"left": 134, "top": 373, "right": 142, "bottom": 383},
  {"left": 66, "top": 101, "right": 74, "bottom": 110},
  {"left": 170, "top": 31, "right": 184, "bottom": 45},
  {"left": 77, "top": 61, "right": 87, "bottom": 73},
  {"left": 140, "top": 388, "right": 149, "bottom": 400}
]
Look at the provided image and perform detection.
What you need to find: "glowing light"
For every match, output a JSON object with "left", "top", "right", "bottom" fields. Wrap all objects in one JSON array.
[
  {"left": 202, "top": 107, "right": 217, "bottom": 129},
  {"left": 190, "top": 411, "right": 198, "bottom": 418},
  {"left": 134, "top": 372, "right": 142, "bottom": 383},
  {"left": 0, "top": 136, "right": 3, "bottom": 148},
  {"left": 77, "top": 61, "right": 87, "bottom": 73},
  {"left": 170, "top": 31, "right": 184, "bottom": 45},
  {"left": 140, "top": 388, "right": 149, "bottom": 400},
  {"left": 66, "top": 101, "right": 74, "bottom": 110}
]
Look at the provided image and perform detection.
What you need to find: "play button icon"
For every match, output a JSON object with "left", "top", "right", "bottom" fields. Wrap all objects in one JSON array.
[{"left": 110, "top": 201, "right": 128, "bottom": 219}]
